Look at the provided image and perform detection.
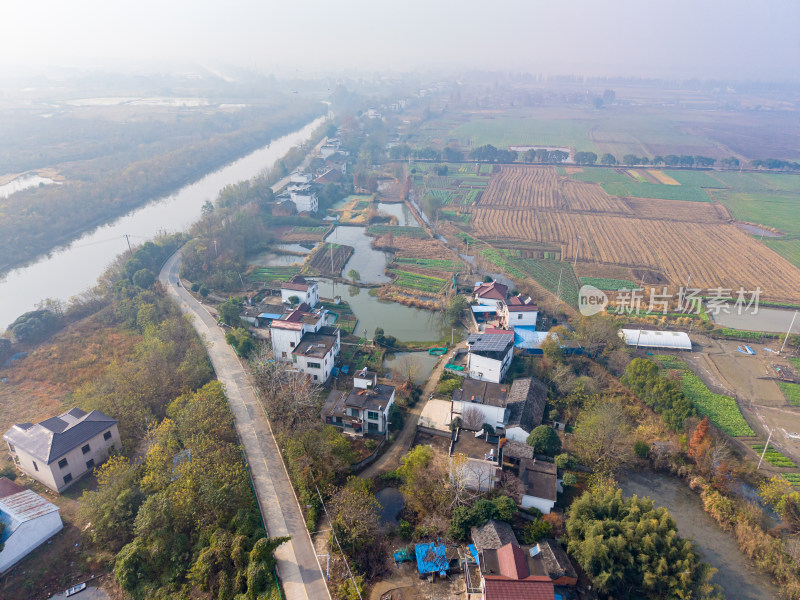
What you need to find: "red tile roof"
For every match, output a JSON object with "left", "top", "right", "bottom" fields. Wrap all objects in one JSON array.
[
  {"left": 484, "top": 578, "right": 554, "bottom": 600},
  {"left": 485, "top": 328, "right": 514, "bottom": 335},
  {"left": 508, "top": 304, "right": 539, "bottom": 312},
  {"left": 498, "top": 542, "right": 529, "bottom": 579},
  {"left": 474, "top": 281, "right": 508, "bottom": 300},
  {"left": 0, "top": 477, "right": 24, "bottom": 499},
  {"left": 282, "top": 281, "right": 310, "bottom": 292}
]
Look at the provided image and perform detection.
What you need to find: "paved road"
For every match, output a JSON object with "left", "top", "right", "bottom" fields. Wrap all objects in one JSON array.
[{"left": 159, "top": 251, "right": 330, "bottom": 600}]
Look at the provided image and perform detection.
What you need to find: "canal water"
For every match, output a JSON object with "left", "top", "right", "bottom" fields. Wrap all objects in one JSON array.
[
  {"left": 0, "top": 116, "right": 328, "bottom": 329},
  {"left": 376, "top": 202, "right": 418, "bottom": 227},
  {"left": 325, "top": 226, "right": 392, "bottom": 284},
  {"left": 383, "top": 351, "right": 441, "bottom": 384},
  {"left": 619, "top": 471, "right": 780, "bottom": 600}
]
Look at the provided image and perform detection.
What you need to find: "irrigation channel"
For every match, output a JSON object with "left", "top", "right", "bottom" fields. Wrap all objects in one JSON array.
[
  {"left": 619, "top": 471, "right": 780, "bottom": 600},
  {"left": 0, "top": 115, "right": 328, "bottom": 329}
]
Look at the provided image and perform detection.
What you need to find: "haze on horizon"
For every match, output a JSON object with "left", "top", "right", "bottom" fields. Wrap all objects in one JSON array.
[{"left": 1, "top": 0, "right": 798, "bottom": 82}]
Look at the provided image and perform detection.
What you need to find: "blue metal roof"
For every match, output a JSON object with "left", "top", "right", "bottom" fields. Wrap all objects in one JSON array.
[
  {"left": 513, "top": 327, "right": 551, "bottom": 349},
  {"left": 415, "top": 542, "right": 449, "bottom": 574},
  {"left": 258, "top": 313, "right": 283, "bottom": 320}
]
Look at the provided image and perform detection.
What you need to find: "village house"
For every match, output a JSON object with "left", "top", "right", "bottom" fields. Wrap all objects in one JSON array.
[
  {"left": 321, "top": 370, "right": 395, "bottom": 435},
  {"left": 281, "top": 275, "right": 319, "bottom": 308},
  {"left": 314, "top": 168, "right": 344, "bottom": 185},
  {"left": 3, "top": 408, "right": 120, "bottom": 493},
  {"left": 519, "top": 457, "right": 559, "bottom": 514},
  {"left": 466, "top": 331, "right": 515, "bottom": 383},
  {"left": 271, "top": 198, "right": 296, "bottom": 217},
  {"left": 286, "top": 183, "right": 318, "bottom": 213},
  {"left": 269, "top": 303, "right": 340, "bottom": 382},
  {"left": 451, "top": 377, "right": 547, "bottom": 442},
  {"left": 479, "top": 542, "right": 555, "bottom": 600},
  {"left": 473, "top": 280, "right": 508, "bottom": 307},
  {"left": 289, "top": 170, "right": 312, "bottom": 184},
  {"left": 499, "top": 294, "right": 538, "bottom": 329},
  {"left": 0, "top": 477, "right": 63, "bottom": 573}
]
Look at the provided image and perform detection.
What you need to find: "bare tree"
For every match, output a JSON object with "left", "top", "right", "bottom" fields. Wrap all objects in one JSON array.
[
  {"left": 449, "top": 453, "right": 479, "bottom": 508},
  {"left": 460, "top": 405, "right": 485, "bottom": 431},
  {"left": 251, "top": 356, "right": 321, "bottom": 430},
  {"left": 497, "top": 470, "right": 524, "bottom": 504},
  {"left": 395, "top": 355, "right": 419, "bottom": 386}
]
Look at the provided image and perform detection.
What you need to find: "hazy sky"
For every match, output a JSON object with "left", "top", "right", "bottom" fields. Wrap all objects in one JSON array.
[{"left": 2, "top": 0, "right": 798, "bottom": 80}]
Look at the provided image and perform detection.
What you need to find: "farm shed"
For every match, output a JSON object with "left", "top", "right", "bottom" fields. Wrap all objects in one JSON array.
[
  {"left": 415, "top": 542, "right": 453, "bottom": 577},
  {"left": 619, "top": 329, "right": 692, "bottom": 350}
]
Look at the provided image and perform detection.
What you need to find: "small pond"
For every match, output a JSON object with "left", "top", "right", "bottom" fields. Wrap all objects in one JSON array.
[
  {"left": 376, "top": 487, "right": 405, "bottom": 526},
  {"left": 619, "top": 471, "right": 780, "bottom": 600},
  {"left": 325, "top": 226, "right": 391, "bottom": 284},
  {"left": 383, "top": 351, "right": 441, "bottom": 384},
  {"left": 376, "top": 202, "right": 418, "bottom": 227},
  {"left": 315, "top": 279, "right": 451, "bottom": 343}
]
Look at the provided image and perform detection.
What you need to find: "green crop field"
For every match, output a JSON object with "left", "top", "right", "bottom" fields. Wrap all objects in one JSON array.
[
  {"left": 654, "top": 354, "right": 691, "bottom": 371},
  {"left": 450, "top": 117, "right": 595, "bottom": 151},
  {"left": 389, "top": 269, "right": 448, "bottom": 294},
  {"left": 663, "top": 170, "right": 727, "bottom": 188},
  {"left": 394, "top": 257, "right": 460, "bottom": 271},
  {"left": 751, "top": 173, "right": 800, "bottom": 193},
  {"left": 569, "top": 168, "right": 633, "bottom": 185},
  {"left": 506, "top": 255, "right": 580, "bottom": 308},
  {"left": 714, "top": 191, "right": 800, "bottom": 235},
  {"left": 783, "top": 473, "right": 800, "bottom": 486},
  {"left": 247, "top": 266, "right": 301, "bottom": 283},
  {"left": 680, "top": 371, "right": 754, "bottom": 436},
  {"left": 764, "top": 238, "right": 800, "bottom": 269},
  {"left": 602, "top": 181, "right": 711, "bottom": 202},
  {"left": 778, "top": 382, "right": 800, "bottom": 407},
  {"left": 710, "top": 171, "right": 772, "bottom": 193},
  {"left": 751, "top": 444, "right": 797, "bottom": 468},
  {"left": 579, "top": 277, "right": 638, "bottom": 291},
  {"left": 367, "top": 225, "right": 428, "bottom": 238}
]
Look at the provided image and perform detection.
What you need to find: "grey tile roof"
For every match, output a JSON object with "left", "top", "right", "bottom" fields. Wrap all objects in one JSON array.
[
  {"left": 505, "top": 377, "right": 547, "bottom": 433},
  {"left": 3, "top": 408, "right": 117, "bottom": 464},
  {"left": 501, "top": 440, "right": 535, "bottom": 460},
  {"left": 471, "top": 519, "right": 519, "bottom": 552},
  {"left": 537, "top": 539, "right": 577, "bottom": 581}
]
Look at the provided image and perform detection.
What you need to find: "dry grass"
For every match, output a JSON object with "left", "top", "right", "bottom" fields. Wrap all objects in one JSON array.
[
  {"left": 0, "top": 312, "right": 140, "bottom": 433},
  {"left": 623, "top": 197, "right": 730, "bottom": 223},
  {"left": 649, "top": 170, "right": 680, "bottom": 185},
  {"left": 372, "top": 235, "right": 453, "bottom": 259}
]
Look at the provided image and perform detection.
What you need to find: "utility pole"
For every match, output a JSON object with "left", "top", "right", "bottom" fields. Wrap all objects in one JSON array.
[
  {"left": 213, "top": 240, "right": 218, "bottom": 258},
  {"left": 123, "top": 234, "right": 133, "bottom": 257},
  {"left": 573, "top": 236, "right": 581, "bottom": 267},
  {"left": 238, "top": 272, "right": 246, "bottom": 293},
  {"left": 757, "top": 428, "right": 775, "bottom": 470},
  {"left": 780, "top": 311, "right": 798, "bottom": 354},
  {"left": 556, "top": 266, "right": 564, "bottom": 306}
]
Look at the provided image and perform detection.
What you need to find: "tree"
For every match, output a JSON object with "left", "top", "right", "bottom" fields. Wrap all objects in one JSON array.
[
  {"left": 397, "top": 445, "right": 450, "bottom": 520},
  {"left": 574, "top": 152, "right": 598, "bottom": 165},
  {"left": 217, "top": 297, "right": 244, "bottom": 327},
  {"left": 460, "top": 406, "right": 485, "bottom": 431},
  {"left": 600, "top": 153, "right": 617, "bottom": 166},
  {"left": 561, "top": 472, "right": 578, "bottom": 487},
  {"left": 287, "top": 295, "right": 300, "bottom": 306},
  {"left": 522, "top": 519, "right": 553, "bottom": 544},
  {"left": 8, "top": 309, "right": 61, "bottom": 344},
  {"left": 567, "top": 488, "right": 718, "bottom": 599},
  {"left": 330, "top": 477, "right": 383, "bottom": 573},
  {"left": 526, "top": 425, "right": 561, "bottom": 456},
  {"left": 572, "top": 403, "right": 633, "bottom": 472},
  {"left": 348, "top": 269, "right": 360, "bottom": 282},
  {"left": 443, "top": 147, "right": 463, "bottom": 162},
  {"left": 446, "top": 294, "right": 468, "bottom": 327}
]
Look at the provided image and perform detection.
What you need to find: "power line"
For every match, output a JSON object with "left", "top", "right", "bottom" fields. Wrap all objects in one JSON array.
[{"left": 315, "top": 485, "right": 363, "bottom": 600}]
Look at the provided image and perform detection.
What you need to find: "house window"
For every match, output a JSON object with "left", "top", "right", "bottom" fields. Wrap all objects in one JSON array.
[
  {"left": 307, "top": 361, "right": 321, "bottom": 369},
  {"left": 32, "top": 461, "right": 39, "bottom": 472},
  {"left": 313, "top": 375, "right": 318, "bottom": 380},
  {"left": 58, "top": 458, "right": 69, "bottom": 469},
  {"left": 290, "top": 342, "right": 295, "bottom": 348},
  {"left": 86, "top": 459, "right": 95, "bottom": 470},
  {"left": 367, "top": 411, "right": 379, "bottom": 420},
  {"left": 81, "top": 444, "right": 91, "bottom": 454},
  {"left": 63, "top": 473, "right": 73, "bottom": 484},
  {"left": 104, "top": 431, "right": 112, "bottom": 441},
  {"left": 517, "top": 313, "right": 523, "bottom": 319}
]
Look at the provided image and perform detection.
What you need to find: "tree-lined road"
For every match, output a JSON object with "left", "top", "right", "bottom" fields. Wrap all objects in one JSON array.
[{"left": 159, "top": 251, "right": 330, "bottom": 600}]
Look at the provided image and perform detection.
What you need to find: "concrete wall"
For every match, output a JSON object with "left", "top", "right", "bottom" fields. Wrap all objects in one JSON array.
[
  {"left": 508, "top": 310, "right": 537, "bottom": 327},
  {"left": 0, "top": 510, "right": 63, "bottom": 573},
  {"left": 270, "top": 327, "right": 303, "bottom": 361},
  {"left": 453, "top": 401, "right": 506, "bottom": 430},
  {"left": 503, "top": 426, "right": 530, "bottom": 444},
  {"left": 467, "top": 348, "right": 512, "bottom": 384}
]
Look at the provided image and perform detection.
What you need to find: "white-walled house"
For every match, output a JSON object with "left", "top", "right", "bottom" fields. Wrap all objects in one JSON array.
[
  {"left": 500, "top": 295, "right": 538, "bottom": 329},
  {"left": 466, "top": 332, "right": 515, "bottom": 383},
  {"left": 3, "top": 408, "right": 120, "bottom": 493},
  {"left": 269, "top": 303, "right": 340, "bottom": 382},
  {"left": 322, "top": 370, "right": 395, "bottom": 435},
  {"left": 0, "top": 478, "right": 63, "bottom": 573},
  {"left": 449, "top": 429, "right": 501, "bottom": 493},
  {"left": 289, "top": 170, "right": 312, "bottom": 184},
  {"left": 280, "top": 275, "right": 319, "bottom": 308},
  {"left": 287, "top": 184, "right": 318, "bottom": 213},
  {"left": 451, "top": 377, "right": 547, "bottom": 441},
  {"left": 473, "top": 281, "right": 508, "bottom": 307}
]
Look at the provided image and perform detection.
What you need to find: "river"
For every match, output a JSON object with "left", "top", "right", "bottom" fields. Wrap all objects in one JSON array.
[
  {"left": 619, "top": 471, "right": 780, "bottom": 600},
  {"left": 0, "top": 116, "right": 328, "bottom": 329}
]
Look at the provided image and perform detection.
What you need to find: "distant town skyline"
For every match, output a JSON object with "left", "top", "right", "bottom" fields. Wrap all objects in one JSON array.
[{"left": 1, "top": 0, "right": 798, "bottom": 82}]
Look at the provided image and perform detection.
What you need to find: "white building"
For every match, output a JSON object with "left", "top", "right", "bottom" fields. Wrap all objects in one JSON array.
[
  {"left": 519, "top": 458, "right": 558, "bottom": 514},
  {"left": 269, "top": 304, "right": 340, "bottom": 382},
  {"left": 280, "top": 275, "right": 319, "bottom": 308},
  {"left": 289, "top": 170, "right": 312, "bottom": 184},
  {"left": 500, "top": 295, "right": 538, "bottom": 329},
  {"left": 321, "top": 370, "right": 395, "bottom": 435},
  {"left": 473, "top": 281, "right": 508, "bottom": 307},
  {"left": 450, "top": 429, "right": 501, "bottom": 493},
  {"left": 466, "top": 332, "right": 515, "bottom": 383},
  {"left": 0, "top": 478, "right": 63, "bottom": 573},
  {"left": 287, "top": 184, "right": 318, "bottom": 213},
  {"left": 3, "top": 408, "right": 120, "bottom": 493}
]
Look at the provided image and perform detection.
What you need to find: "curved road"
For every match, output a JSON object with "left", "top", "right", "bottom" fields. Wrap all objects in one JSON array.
[{"left": 159, "top": 251, "right": 330, "bottom": 600}]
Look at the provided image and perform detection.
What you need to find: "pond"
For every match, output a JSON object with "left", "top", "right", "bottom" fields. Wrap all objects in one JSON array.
[
  {"left": 383, "top": 351, "right": 441, "bottom": 384},
  {"left": 0, "top": 174, "right": 61, "bottom": 199},
  {"left": 376, "top": 487, "right": 405, "bottom": 526},
  {"left": 247, "top": 251, "right": 306, "bottom": 267},
  {"left": 325, "top": 225, "right": 391, "bottom": 284},
  {"left": 712, "top": 306, "right": 800, "bottom": 334},
  {"left": 619, "top": 471, "right": 780, "bottom": 600},
  {"left": 376, "top": 202, "right": 418, "bottom": 227},
  {"left": 314, "top": 279, "right": 451, "bottom": 343}
]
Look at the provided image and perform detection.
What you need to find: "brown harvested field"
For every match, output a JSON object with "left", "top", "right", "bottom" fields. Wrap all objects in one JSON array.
[
  {"left": 470, "top": 208, "right": 800, "bottom": 301},
  {"left": 478, "top": 165, "right": 629, "bottom": 213},
  {"left": 623, "top": 197, "right": 731, "bottom": 223},
  {"left": 306, "top": 243, "right": 354, "bottom": 277},
  {"left": 372, "top": 234, "right": 453, "bottom": 259},
  {"left": 564, "top": 166, "right": 583, "bottom": 174},
  {"left": 0, "top": 312, "right": 140, "bottom": 434},
  {"left": 649, "top": 170, "right": 680, "bottom": 185}
]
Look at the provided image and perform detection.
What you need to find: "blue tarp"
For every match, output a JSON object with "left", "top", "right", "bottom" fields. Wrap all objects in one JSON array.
[
  {"left": 415, "top": 542, "right": 449, "bottom": 575},
  {"left": 513, "top": 327, "right": 551, "bottom": 350},
  {"left": 468, "top": 544, "right": 479, "bottom": 566}
]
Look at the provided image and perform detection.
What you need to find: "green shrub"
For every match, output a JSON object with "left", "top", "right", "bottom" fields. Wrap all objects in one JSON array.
[
  {"left": 521, "top": 519, "right": 553, "bottom": 544},
  {"left": 398, "top": 520, "right": 413, "bottom": 540},
  {"left": 634, "top": 440, "right": 650, "bottom": 459}
]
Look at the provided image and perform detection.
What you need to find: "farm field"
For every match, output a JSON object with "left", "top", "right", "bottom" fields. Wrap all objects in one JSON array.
[
  {"left": 712, "top": 190, "right": 800, "bottom": 235},
  {"left": 372, "top": 235, "right": 454, "bottom": 259},
  {"left": 784, "top": 473, "right": 800, "bottom": 486},
  {"left": 764, "top": 238, "right": 800, "bottom": 270},
  {"left": 394, "top": 257, "right": 461, "bottom": 271},
  {"left": 449, "top": 116, "right": 597, "bottom": 152},
  {"left": 578, "top": 277, "right": 638, "bottom": 291},
  {"left": 751, "top": 444, "right": 798, "bottom": 468},
  {"left": 246, "top": 265, "right": 301, "bottom": 283},
  {"left": 600, "top": 180, "right": 712, "bottom": 202},
  {"left": 281, "top": 225, "right": 331, "bottom": 242},
  {"left": 622, "top": 197, "right": 729, "bottom": 223},
  {"left": 388, "top": 269, "right": 449, "bottom": 294},
  {"left": 306, "top": 243, "right": 354, "bottom": 277},
  {"left": 778, "top": 382, "right": 800, "bottom": 407},
  {"left": 680, "top": 370, "right": 755, "bottom": 437}
]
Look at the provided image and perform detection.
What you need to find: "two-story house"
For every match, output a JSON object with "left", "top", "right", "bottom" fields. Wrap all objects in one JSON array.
[
  {"left": 499, "top": 294, "right": 538, "bottom": 330},
  {"left": 3, "top": 408, "right": 120, "bottom": 493},
  {"left": 287, "top": 183, "right": 318, "bottom": 213},
  {"left": 466, "top": 331, "right": 515, "bottom": 383},
  {"left": 321, "top": 370, "right": 395, "bottom": 435},
  {"left": 473, "top": 280, "right": 508, "bottom": 307},
  {"left": 280, "top": 275, "right": 319, "bottom": 308}
]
